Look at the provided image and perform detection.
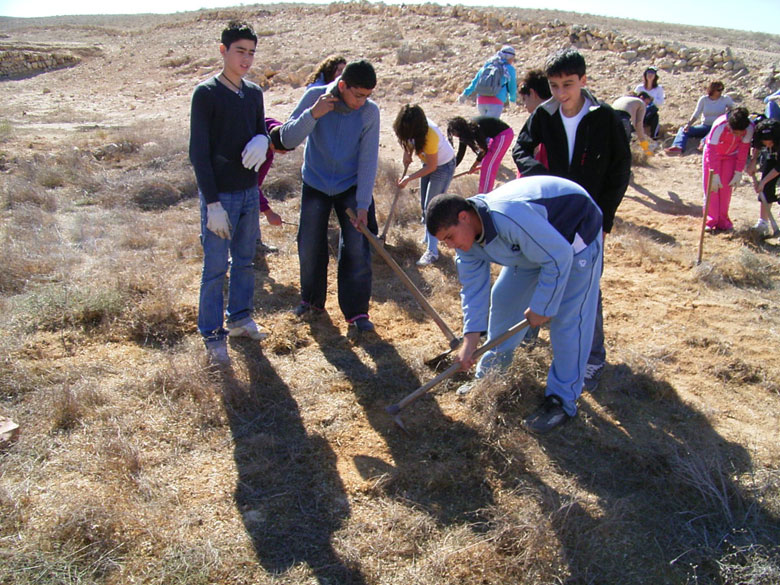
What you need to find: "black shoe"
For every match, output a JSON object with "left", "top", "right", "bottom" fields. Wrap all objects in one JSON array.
[
  {"left": 352, "top": 317, "right": 375, "bottom": 332},
  {"left": 293, "top": 302, "right": 323, "bottom": 317},
  {"left": 523, "top": 395, "right": 571, "bottom": 434},
  {"left": 583, "top": 362, "right": 604, "bottom": 392}
]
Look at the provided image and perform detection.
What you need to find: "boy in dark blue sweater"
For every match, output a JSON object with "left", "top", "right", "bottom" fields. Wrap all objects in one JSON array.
[{"left": 189, "top": 22, "right": 270, "bottom": 366}]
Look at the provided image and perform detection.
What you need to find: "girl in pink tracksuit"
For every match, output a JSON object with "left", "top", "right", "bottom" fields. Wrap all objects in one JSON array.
[{"left": 702, "top": 107, "right": 754, "bottom": 231}]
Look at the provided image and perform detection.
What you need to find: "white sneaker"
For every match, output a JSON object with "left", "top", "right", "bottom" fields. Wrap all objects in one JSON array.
[
  {"left": 456, "top": 380, "right": 476, "bottom": 396},
  {"left": 416, "top": 250, "right": 439, "bottom": 266},
  {"left": 754, "top": 219, "right": 771, "bottom": 236},
  {"left": 206, "top": 343, "right": 231, "bottom": 367},
  {"left": 227, "top": 319, "right": 268, "bottom": 340}
]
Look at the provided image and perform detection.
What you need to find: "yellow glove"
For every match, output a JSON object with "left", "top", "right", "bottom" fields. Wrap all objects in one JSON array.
[{"left": 639, "top": 140, "right": 653, "bottom": 156}]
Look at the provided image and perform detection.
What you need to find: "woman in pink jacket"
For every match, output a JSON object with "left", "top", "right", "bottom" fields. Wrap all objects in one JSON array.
[{"left": 702, "top": 107, "right": 754, "bottom": 232}]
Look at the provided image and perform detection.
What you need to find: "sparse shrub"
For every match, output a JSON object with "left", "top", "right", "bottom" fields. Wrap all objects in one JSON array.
[
  {"left": 161, "top": 54, "right": 193, "bottom": 68},
  {"left": 710, "top": 358, "right": 763, "bottom": 384},
  {"left": 1, "top": 176, "right": 57, "bottom": 211},
  {"left": 132, "top": 179, "right": 182, "bottom": 210},
  {"left": 104, "top": 436, "right": 142, "bottom": 477},
  {"left": 397, "top": 40, "right": 450, "bottom": 64},
  {"left": 46, "top": 498, "right": 127, "bottom": 576},
  {"left": 13, "top": 282, "right": 127, "bottom": 333},
  {"left": 0, "top": 118, "right": 12, "bottom": 142},
  {"left": 695, "top": 248, "right": 776, "bottom": 289}
]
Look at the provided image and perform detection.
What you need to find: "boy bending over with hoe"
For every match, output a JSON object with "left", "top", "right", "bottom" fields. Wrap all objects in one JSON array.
[{"left": 426, "top": 176, "right": 603, "bottom": 433}]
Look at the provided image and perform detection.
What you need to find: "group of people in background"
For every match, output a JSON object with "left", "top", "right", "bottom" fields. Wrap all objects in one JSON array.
[{"left": 188, "top": 21, "right": 778, "bottom": 434}]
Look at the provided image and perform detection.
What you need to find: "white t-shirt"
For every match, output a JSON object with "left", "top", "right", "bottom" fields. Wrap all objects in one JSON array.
[
  {"left": 560, "top": 97, "right": 592, "bottom": 164},
  {"left": 634, "top": 84, "right": 665, "bottom": 107},
  {"left": 416, "top": 118, "right": 456, "bottom": 166}
]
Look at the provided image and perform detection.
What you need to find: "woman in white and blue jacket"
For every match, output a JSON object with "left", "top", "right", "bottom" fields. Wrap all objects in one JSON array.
[
  {"left": 459, "top": 46, "right": 518, "bottom": 119},
  {"left": 426, "top": 176, "right": 602, "bottom": 433}
]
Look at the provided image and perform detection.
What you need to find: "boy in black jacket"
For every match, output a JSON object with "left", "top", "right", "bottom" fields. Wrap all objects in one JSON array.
[{"left": 512, "top": 48, "right": 631, "bottom": 391}]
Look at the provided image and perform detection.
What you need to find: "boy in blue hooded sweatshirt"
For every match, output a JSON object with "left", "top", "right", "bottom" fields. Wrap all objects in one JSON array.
[
  {"left": 426, "top": 176, "right": 603, "bottom": 433},
  {"left": 280, "top": 60, "right": 380, "bottom": 332}
]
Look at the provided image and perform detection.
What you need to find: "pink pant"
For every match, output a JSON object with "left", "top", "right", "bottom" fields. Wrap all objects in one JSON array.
[
  {"left": 479, "top": 127, "right": 514, "bottom": 194},
  {"left": 703, "top": 156, "right": 737, "bottom": 230}
]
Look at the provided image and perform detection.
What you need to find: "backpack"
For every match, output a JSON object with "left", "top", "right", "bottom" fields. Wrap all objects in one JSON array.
[{"left": 474, "top": 58, "right": 507, "bottom": 98}]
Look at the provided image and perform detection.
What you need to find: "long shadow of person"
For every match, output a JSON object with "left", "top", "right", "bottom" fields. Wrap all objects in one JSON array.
[
  {"left": 628, "top": 178, "right": 702, "bottom": 217},
  {"left": 220, "top": 340, "right": 366, "bottom": 584},
  {"left": 488, "top": 360, "right": 780, "bottom": 583},
  {"left": 306, "top": 315, "right": 495, "bottom": 527}
]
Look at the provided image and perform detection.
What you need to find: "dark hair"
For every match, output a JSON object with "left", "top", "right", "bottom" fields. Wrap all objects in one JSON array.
[
  {"left": 643, "top": 68, "right": 659, "bottom": 89},
  {"left": 753, "top": 118, "right": 780, "bottom": 147},
  {"left": 544, "top": 48, "right": 586, "bottom": 78},
  {"left": 447, "top": 117, "right": 488, "bottom": 158},
  {"left": 306, "top": 54, "right": 347, "bottom": 85},
  {"left": 727, "top": 106, "right": 750, "bottom": 131},
  {"left": 221, "top": 21, "right": 258, "bottom": 49},
  {"left": 637, "top": 90, "right": 652, "bottom": 101},
  {"left": 707, "top": 80, "right": 725, "bottom": 97},
  {"left": 340, "top": 59, "right": 376, "bottom": 90},
  {"left": 425, "top": 193, "right": 471, "bottom": 236},
  {"left": 519, "top": 69, "right": 552, "bottom": 100},
  {"left": 393, "top": 104, "right": 429, "bottom": 155}
]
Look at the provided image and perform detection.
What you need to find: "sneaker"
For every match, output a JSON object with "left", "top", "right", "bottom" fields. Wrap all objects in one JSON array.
[
  {"left": 456, "top": 380, "right": 476, "bottom": 396},
  {"left": 416, "top": 250, "right": 439, "bottom": 266},
  {"left": 523, "top": 395, "right": 570, "bottom": 434},
  {"left": 583, "top": 361, "right": 604, "bottom": 392},
  {"left": 206, "top": 342, "right": 231, "bottom": 367},
  {"left": 351, "top": 317, "right": 375, "bottom": 332},
  {"left": 227, "top": 319, "right": 268, "bottom": 340},
  {"left": 256, "top": 241, "right": 278, "bottom": 253},
  {"left": 293, "top": 302, "right": 324, "bottom": 317},
  {"left": 664, "top": 146, "right": 682, "bottom": 155},
  {"left": 754, "top": 219, "right": 771, "bottom": 236}
]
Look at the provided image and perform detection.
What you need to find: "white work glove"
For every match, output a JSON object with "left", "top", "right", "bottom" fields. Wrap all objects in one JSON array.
[
  {"left": 206, "top": 201, "right": 231, "bottom": 239},
  {"left": 728, "top": 171, "right": 743, "bottom": 188},
  {"left": 241, "top": 134, "right": 269, "bottom": 172},
  {"left": 710, "top": 173, "right": 723, "bottom": 191}
]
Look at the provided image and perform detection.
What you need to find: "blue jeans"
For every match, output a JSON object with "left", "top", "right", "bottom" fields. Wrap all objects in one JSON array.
[
  {"left": 477, "top": 103, "right": 504, "bottom": 118},
  {"left": 420, "top": 158, "right": 456, "bottom": 255},
  {"left": 198, "top": 187, "right": 260, "bottom": 342},
  {"left": 671, "top": 124, "right": 711, "bottom": 151},
  {"left": 297, "top": 183, "right": 375, "bottom": 320},
  {"left": 477, "top": 235, "right": 602, "bottom": 416}
]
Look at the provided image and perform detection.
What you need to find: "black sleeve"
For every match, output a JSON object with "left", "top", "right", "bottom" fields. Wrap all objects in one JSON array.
[
  {"left": 512, "top": 113, "right": 547, "bottom": 177},
  {"left": 599, "top": 107, "right": 632, "bottom": 233},
  {"left": 455, "top": 140, "right": 468, "bottom": 167},
  {"left": 189, "top": 85, "right": 218, "bottom": 203}
]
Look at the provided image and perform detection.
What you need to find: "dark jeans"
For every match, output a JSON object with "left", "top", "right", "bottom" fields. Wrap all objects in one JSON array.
[
  {"left": 297, "top": 183, "right": 375, "bottom": 320},
  {"left": 644, "top": 104, "right": 660, "bottom": 139}
]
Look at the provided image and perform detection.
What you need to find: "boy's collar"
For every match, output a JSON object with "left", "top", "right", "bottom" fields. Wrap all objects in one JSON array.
[{"left": 467, "top": 198, "right": 496, "bottom": 246}]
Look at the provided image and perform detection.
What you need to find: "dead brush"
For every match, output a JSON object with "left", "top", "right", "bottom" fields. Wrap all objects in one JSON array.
[
  {"left": 45, "top": 497, "right": 129, "bottom": 576},
  {"left": 466, "top": 347, "right": 548, "bottom": 439},
  {"left": 694, "top": 247, "right": 777, "bottom": 290},
  {"left": 51, "top": 381, "right": 106, "bottom": 432},
  {"left": 14, "top": 282, "right": 127, "bottom": 334},
  {"left": 146, "top": 347, "right": 227, "bottom": 428},
  {"left": 0, "top": 205, "right": 61, "bottom": 294},
  {"left": 1, "top": 175, "right": 57, "bottom": 212},
  {"left": 103, "top": 433, "right": 142, "bottom": 478}
]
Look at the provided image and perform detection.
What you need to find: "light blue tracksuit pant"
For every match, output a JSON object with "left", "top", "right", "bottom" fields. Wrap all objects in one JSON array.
[{"left": 476, "top": 234, "right": 602, "bottom": 416}]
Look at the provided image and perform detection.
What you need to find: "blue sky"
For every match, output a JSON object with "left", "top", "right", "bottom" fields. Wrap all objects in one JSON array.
[{"left": 1, "top": 0, "right": 778, "bottom": 35}]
